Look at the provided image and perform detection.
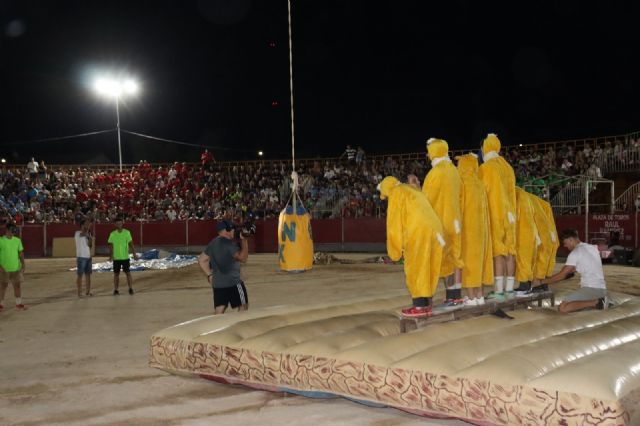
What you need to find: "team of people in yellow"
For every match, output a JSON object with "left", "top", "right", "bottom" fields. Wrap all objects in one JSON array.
[{"left": 380, "top": 133, "right": 609, "bottom": 318}]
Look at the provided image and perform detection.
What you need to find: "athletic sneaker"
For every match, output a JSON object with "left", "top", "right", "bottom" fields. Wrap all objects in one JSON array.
[
  {"left": 113, "top": 289, "right": 120, "bottom": 295},
  {"left": 505, "top": 291, "right": 516, "bottom": 299},
  {"left": 514, "top": 282, "right": 531, "bottom": 292},
  {"left": 128, "top": 288, "right": 134, "bottom": 295},
  {"left": 401, "top": 306, "right": 433, "bottom": 318},
  {"left": 487, "top": 292, "right": 505, "bottom": 302},
  {"left": 531, "top": 284, "right": 549, "bottom": 293},
  {"left": 476, "top": 297, "right": 485, "bottom": 305},
  {"left": 15, "top": 304, "right": 27, "bottom": 310},
  {"left": 463, "top": 297, "right": 477, "bottom": 307},
  {"left": 596, "top": 296, "right": 610, "bottom": 310}
]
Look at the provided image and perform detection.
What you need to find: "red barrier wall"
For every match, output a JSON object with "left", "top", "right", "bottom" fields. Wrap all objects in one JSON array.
[
  {"left": 141, "top": 221, "right": 186, "bottom": 246},
  {"left": 187, "top": 221, "right": 218, "bottom": 246},
  {"left": 22, "top": 225, "right": 44, "bottom": 256},
  {"left": 17, "top": 215, "right": 638, "bottom": 257}
]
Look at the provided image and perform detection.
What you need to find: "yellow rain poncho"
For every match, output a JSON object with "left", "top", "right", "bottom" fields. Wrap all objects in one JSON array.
[
  {"left": 530, "top": 194, "right": 559, "bottom": 279},
  {"left": 456, "top": 154, "right": 493, "bottom": 288},
  {"left": 422, "top": 138, "right": 463, "bottom": 277},
  {"left": 478, "top": 133, "right": 517, "bottom": 257},
  {"left": 380, "top": 176, "right": 445, "bottom": 299},
  {"left": 515, "top": 187, "right": 539, "bottom": 283}
]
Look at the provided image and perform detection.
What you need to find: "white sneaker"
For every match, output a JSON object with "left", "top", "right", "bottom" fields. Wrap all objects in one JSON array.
[
  {"left": 463, "top": 297, "right": 477, "bottom": 307},
  {"left": 476, "top": 297, "right": 485, "bottom": 305}
]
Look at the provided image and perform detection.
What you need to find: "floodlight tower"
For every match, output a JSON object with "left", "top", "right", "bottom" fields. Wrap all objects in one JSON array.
[{"left": 93, "top": 77, "right": 139, "bottom": 171}]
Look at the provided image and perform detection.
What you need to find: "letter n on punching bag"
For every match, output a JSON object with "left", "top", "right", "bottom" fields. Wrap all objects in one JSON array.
[{"left": 278, "top": 205, "right": 314, "bottom": 272}]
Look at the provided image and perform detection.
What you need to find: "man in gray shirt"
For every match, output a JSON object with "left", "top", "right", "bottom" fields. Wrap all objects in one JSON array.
[{"left": 198, "top": 220, "right": 249, "bottom": 314}]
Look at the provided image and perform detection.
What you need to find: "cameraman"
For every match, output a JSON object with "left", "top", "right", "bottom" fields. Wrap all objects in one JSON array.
[{"left": 198, "top": 220, "right": 249, "bottom": 314}]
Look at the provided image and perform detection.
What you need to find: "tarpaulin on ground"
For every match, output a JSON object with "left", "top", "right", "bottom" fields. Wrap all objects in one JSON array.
[{"left": 70, "top": 249, "right": 198, "bottom": 272}]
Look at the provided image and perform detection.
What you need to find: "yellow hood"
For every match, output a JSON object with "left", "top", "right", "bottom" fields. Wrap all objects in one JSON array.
[
  {"left": 379, "top": 176, "right": 400, "bottom": 200},
  {"left": 456, "top": 153, "right": 479, "bottom": 177},
  {"left": 482, "top": 133, "right": 501, "bottom": 156},
  {"left": 427, "top": 138, "right": 449, "bottom": 161}
]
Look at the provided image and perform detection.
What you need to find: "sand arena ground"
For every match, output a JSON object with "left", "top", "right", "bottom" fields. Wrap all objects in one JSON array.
[{"left": 2, "top": 254, "right": 639, "bottom": 426}]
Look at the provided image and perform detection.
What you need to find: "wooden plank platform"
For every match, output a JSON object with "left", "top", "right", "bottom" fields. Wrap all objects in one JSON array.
[{"left": 400, "top": 291, "right": 555, "bottom": 333}]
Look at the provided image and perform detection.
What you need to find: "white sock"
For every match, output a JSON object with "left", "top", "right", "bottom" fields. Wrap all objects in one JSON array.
[
  {"left": 506, "top": 277, "right": 515, "bottom": 292},
  {"left": 494, "top": 276, "right": 504, "bottom": 293},
  {"left": 452, "top": 283, "right": 462, "bottom": 290},
  {"left": 15, "top": 297, "right": 22, "bottom": 305}
]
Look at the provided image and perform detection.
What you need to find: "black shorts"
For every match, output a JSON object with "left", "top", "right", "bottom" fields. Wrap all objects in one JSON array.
[
  {"left": 113, "top": 259, "right": 131, "bottom": 273},
  {"left": 213, "top": 281, "right": 248, "bottom": 308}
]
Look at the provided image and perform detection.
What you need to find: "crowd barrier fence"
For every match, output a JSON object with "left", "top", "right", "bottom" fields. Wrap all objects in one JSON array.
[{"left": 18, "top": 214, "right": 638, "bottom": 258}]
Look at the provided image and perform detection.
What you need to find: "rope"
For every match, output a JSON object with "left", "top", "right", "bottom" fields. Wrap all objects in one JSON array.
[
  {"left": 287, "top": 0, "right": 298, "bottom": 211},
  {"left": 120, "top": 129, "right": 256, "bottom": 153},
  {"left": 287, "top": 0, "right": 296, "bottom": 174},
  {"left": 0, "top": 129, "right": 115, "bottom": 146}
]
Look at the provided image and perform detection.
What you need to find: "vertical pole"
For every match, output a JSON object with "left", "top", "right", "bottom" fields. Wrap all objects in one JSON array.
[
  {"left": 140, "top": 220, "right": 143, "bottom": 251},
  {"left": 585, "top": 180, "right": 590, "bottom": 241},
  {"left": 634, "top": 209, "right": 639, "bottom": 249},
  {"left": 116, "top": 97, "right": 123, "bottom": 172},
  {"left": 185, "top": 218, "right": 189, "bottom": 254},
  {"left": 341, "top": 215, "right": 345, "bottom": 251},
  {"left": 287, "top": 0, "right": 296, "bottom": 213},
  {"left": 611, "top": 181, "right": 615, "bottom": 215},
  {"left": 43, "top": 216, "right": 47, "bottom": 257}
]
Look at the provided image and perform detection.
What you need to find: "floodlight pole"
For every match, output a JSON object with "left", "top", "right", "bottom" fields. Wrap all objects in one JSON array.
[{"left": 115, "top": 95, "right": 123, "bottom": 172}]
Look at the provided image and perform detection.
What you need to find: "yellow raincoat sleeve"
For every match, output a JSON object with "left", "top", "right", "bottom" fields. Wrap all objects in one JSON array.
[{"left": 386, "top": 190, "right": 404, "bottom": 262}]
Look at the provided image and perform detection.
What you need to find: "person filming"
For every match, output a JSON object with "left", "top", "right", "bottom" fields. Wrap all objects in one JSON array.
[{"left": 198, "top": 220, "right": 249, "bottom": 314}]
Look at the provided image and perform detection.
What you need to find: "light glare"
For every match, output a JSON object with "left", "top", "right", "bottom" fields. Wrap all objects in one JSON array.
[{"left": 93, "top": 77, "right": 139, "bottom": 98}]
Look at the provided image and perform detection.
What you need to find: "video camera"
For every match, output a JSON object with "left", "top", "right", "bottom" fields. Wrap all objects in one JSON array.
[{"left": 233, "top": 220, "right": 257, "bottom": 239}]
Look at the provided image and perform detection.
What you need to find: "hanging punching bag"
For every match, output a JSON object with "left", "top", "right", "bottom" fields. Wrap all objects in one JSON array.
[{"left": 278, "top": 204, "right": 313, "bottom": 272}]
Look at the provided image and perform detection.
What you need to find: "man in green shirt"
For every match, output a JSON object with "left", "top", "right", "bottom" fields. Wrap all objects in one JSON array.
[
  {"left": 107, "top": 217, "right": 139, "bottom": 295},
  {"left": 0, "top": 224, "right": 26, "bottom": 311}
]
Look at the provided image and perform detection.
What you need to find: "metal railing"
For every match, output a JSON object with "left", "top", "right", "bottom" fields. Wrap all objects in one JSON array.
[
  {"left": 615, "top": 181, "right": 640, "bottom": 212},
  {"left": 550, "top": 175, "right": 614, "bottom": 215}
]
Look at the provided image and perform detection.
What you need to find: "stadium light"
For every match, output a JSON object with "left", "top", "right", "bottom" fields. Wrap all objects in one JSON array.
[
  {"left": 0, "top": 158, "right": 5, "bottom": 163},
  {"left": 258, "top": 150, "right": 264, "bottom": 157},
  {"left": 92, "top": 76, "right": 140, "bottom": 171}
]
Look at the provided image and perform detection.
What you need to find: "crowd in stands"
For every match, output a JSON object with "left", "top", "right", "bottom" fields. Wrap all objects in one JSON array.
[{"left": 1, "top": 136, "right": 639, "bottom": 224}]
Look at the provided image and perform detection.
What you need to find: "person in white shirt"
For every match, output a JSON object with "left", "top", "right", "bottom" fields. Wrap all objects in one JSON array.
[
  {"left": 538, "top": 228, "right": 608, "bottom": 313},
  {"left": 27, "top": 157, "right": 39, "bottom": 179},
  {"left": 74, "top": 219, "right": 93, "bottom": 297}
]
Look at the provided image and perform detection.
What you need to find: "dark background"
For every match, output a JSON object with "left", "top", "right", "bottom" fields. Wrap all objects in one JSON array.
[{"left": 1, "top": 0, "right": 639, "bottom": 164}]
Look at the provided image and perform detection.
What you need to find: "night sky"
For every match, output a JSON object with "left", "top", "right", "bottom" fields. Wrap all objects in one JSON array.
[{"left": 1, "top": 1, "right": 639, "bottom": 164}]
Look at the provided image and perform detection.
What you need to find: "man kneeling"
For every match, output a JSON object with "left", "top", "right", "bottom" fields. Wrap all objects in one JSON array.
[{"left": 537, "top": 228, "right": 608, "bottom": 313}]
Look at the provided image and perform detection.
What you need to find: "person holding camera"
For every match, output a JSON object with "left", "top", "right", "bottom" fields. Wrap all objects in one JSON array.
[
  {"left": 74, "top": 218, "right": 93, "bottom": 297},
  {"left": 198, "top": 220, "right": 249, "bottom": 314}
]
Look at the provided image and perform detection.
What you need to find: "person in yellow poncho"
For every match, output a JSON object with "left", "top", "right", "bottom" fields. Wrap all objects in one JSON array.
[
  {"left": 422, "top": 138, "right": 464, "bottom": 305},
  {"left": 478, "top": 133, "right": 517, "bottom": 298},
  {"left": 514, "top": 187, "right": 539, "bottom": 292},
  {"left": 456, "top": 153, "right": 493, "bottom": 306},
  {"left": 379, "top": 176, "right": 446, "bottom": 318},
  {"left": 516, "top": 193, "right": 559, "bottom": 293}
]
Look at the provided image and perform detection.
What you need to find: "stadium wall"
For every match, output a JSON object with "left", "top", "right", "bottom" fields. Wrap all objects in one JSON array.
[{"left": 18, "top": 215, "right": 637, "bottom": 257}]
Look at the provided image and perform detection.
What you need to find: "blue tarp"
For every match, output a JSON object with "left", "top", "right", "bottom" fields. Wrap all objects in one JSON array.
[{"left": 70, "top": 249, "right": 198, "bottom": 272}]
